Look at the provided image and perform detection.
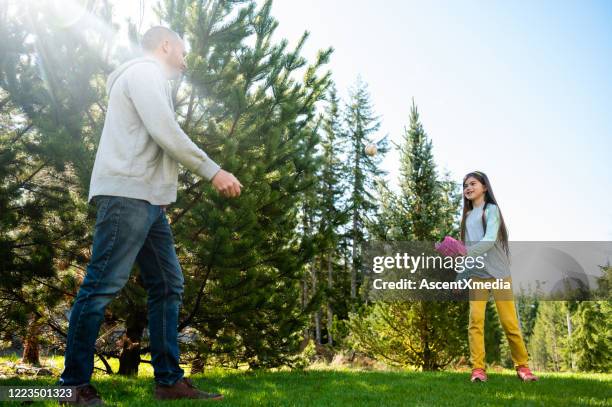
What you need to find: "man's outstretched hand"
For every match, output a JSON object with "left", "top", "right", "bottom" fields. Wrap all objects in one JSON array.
[{"left": 212, "top": 169, "right": 243, "bottom": 198}]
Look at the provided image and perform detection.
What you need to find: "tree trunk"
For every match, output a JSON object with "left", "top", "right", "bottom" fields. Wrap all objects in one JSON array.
[
  {"left": 21, "top": 313, "right": 41, "bottom": 366},
  {"left": 350, "top": 138, "right": 362, "bottom": 301},
  {"left": 312, "top": 257, "right": 321, "bottom": 344},
  {"left": 301, "top": 204, "right": 311, "bottom": 341},
  {"left": 551, "top": 328, "right": 559, "bottom": 372},
  {"left": 351, "top": 218, "right": 358, "bottom": 299},
  {"left": 190, "top": 352, "right": 206, "bottom": 375},
  {"left": 566, "top": 309, "right": 576, "bottom": 370},
  {"left": 301, "top": 276, "right": 310, "bottom": 341},
  {"left": 420, "top": 304, "right": 433, "bottom": 371},
  {"left": 314, "top": 310, "right": 321, "bottom": 345},
  {"left": 118, "top": 309, "right": 147, "bottom": 376},
  {"left": 327, "top": 252, "right": 334, "bottom": 346}
]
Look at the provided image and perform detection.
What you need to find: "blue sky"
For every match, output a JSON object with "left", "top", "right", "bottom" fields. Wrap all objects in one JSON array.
[{"left": 116, "top": 0, "right": 612, "bottom": 241}]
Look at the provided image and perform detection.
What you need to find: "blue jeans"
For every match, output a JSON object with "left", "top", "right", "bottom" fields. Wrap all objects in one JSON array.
[{"left": 59, "top": 195, "right": 184, "bottom": 386}]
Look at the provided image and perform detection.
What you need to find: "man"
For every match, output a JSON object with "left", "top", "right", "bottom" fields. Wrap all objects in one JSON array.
[{"left": 58, "top": 26, "right": 241, "bottom": 405}]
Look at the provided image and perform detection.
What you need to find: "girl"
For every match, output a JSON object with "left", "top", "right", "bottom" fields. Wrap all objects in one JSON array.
[{"left": 460, "top": 171, "right": 538, "bottom": 382}]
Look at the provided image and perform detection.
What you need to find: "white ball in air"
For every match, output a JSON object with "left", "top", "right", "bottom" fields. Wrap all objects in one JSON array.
[{"left": 364, "top": 144, "right": 377, "bottom": 156}]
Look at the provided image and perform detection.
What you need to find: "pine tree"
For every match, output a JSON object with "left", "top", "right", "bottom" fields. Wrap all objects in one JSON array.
[
  {"left": 516, "top": 288, "right": 539, "bottom": 347},
  {"left": 349, "top": 100, "right": 466, "bottom": 370},
  {"left": 344, "top": 77, "right": 387, "bottom": 301},
  {"left": 571, "top": 301, "right": 611, "bottom": 372},
  {"left": 151, "top": 0, "right": 332, "bottom": 368},
  {"left": 528, "top": 301, "right": 571, "bottom": 371},
  {"left": 313, "top": 84, "right": 350, "bottom": 346},
  {"left": 368, "top": 181, "right": 401, "bottom": 241},
  {"left": 299, "top": 170, "right": 324, "bottom": 346},
  {"left": 3, "top": 0, "right": 333, "bottom": 372},
  {"left": 0, "top": 0, "right": 114, "bottom": 366},
  {"left": 397, "top": 100, "right": 460, "bottom": 240}
]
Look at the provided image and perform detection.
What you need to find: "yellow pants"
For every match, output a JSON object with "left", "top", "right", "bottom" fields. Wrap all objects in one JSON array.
[{"left": 468, "top": 277, "right": 529, "bottom": 369}]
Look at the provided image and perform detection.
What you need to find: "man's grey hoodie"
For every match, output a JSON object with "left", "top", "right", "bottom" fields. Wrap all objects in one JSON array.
[{"left": 87, "top": 56, "right": 220, "bottom": 205}]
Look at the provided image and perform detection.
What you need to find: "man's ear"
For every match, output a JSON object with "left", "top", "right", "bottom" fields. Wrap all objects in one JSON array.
[{"left": 161, "top": 40, "right": 170, "bottom": 53}]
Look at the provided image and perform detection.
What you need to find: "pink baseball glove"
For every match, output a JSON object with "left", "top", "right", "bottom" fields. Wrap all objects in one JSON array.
[{"left": 434, "top": 236, "right": 467, "bottom": 257}]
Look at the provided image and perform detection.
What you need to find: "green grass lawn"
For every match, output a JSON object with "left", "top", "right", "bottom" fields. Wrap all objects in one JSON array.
[{"left": 0, "top": 356, "right": 610, "bottom": 406}]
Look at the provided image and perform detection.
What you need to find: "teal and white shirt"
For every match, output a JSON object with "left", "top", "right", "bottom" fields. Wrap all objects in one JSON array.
[{"left": 463, "top": 203, "right": 511, "bottom": 279}]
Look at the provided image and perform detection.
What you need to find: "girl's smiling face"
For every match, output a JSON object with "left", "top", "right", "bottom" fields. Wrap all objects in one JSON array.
[{"left": 463, "top": 176, "right": 487, "bottom": 201}]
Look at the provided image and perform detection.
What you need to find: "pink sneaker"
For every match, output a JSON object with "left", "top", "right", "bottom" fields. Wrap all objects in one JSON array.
[
  {"left": 516, "top": 365, "right": 538, "bottom": 382},
  {"left": 470, "top": 368, "right": 488, "bottom": 382}
]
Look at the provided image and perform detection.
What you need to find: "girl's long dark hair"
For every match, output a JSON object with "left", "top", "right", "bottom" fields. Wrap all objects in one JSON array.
[{"left": 460, "top": 171, "right": 510, "bottom": 256}]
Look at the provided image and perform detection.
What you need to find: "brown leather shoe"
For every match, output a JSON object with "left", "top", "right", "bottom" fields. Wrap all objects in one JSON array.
[
  {"left": 154, "top": 377, "right": 223, "bottom": 400},
  {"left": 59, "top": 384, "right": 104, "bottom": 405}
]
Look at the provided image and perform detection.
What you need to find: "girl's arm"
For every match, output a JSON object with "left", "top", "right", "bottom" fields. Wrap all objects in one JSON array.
[{"left": 467, "top": 204, "right": 501, "bottom": 257}]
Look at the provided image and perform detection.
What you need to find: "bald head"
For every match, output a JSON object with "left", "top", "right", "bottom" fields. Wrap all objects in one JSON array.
[
  {"left": 141, "top": 26, "right": 180, "bottom": 52},
  {"left": 140, "top": 26, "right": 187, "bottom": 79}
]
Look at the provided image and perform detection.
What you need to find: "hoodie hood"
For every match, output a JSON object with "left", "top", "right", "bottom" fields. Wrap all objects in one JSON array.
[{"left": 106, "top": 56, "right": 162, "bottom": 95}]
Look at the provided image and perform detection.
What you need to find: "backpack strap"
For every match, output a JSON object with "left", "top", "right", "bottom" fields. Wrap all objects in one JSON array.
[{"left": 481, "top": 202, "right": 488, "bottom": 234}]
